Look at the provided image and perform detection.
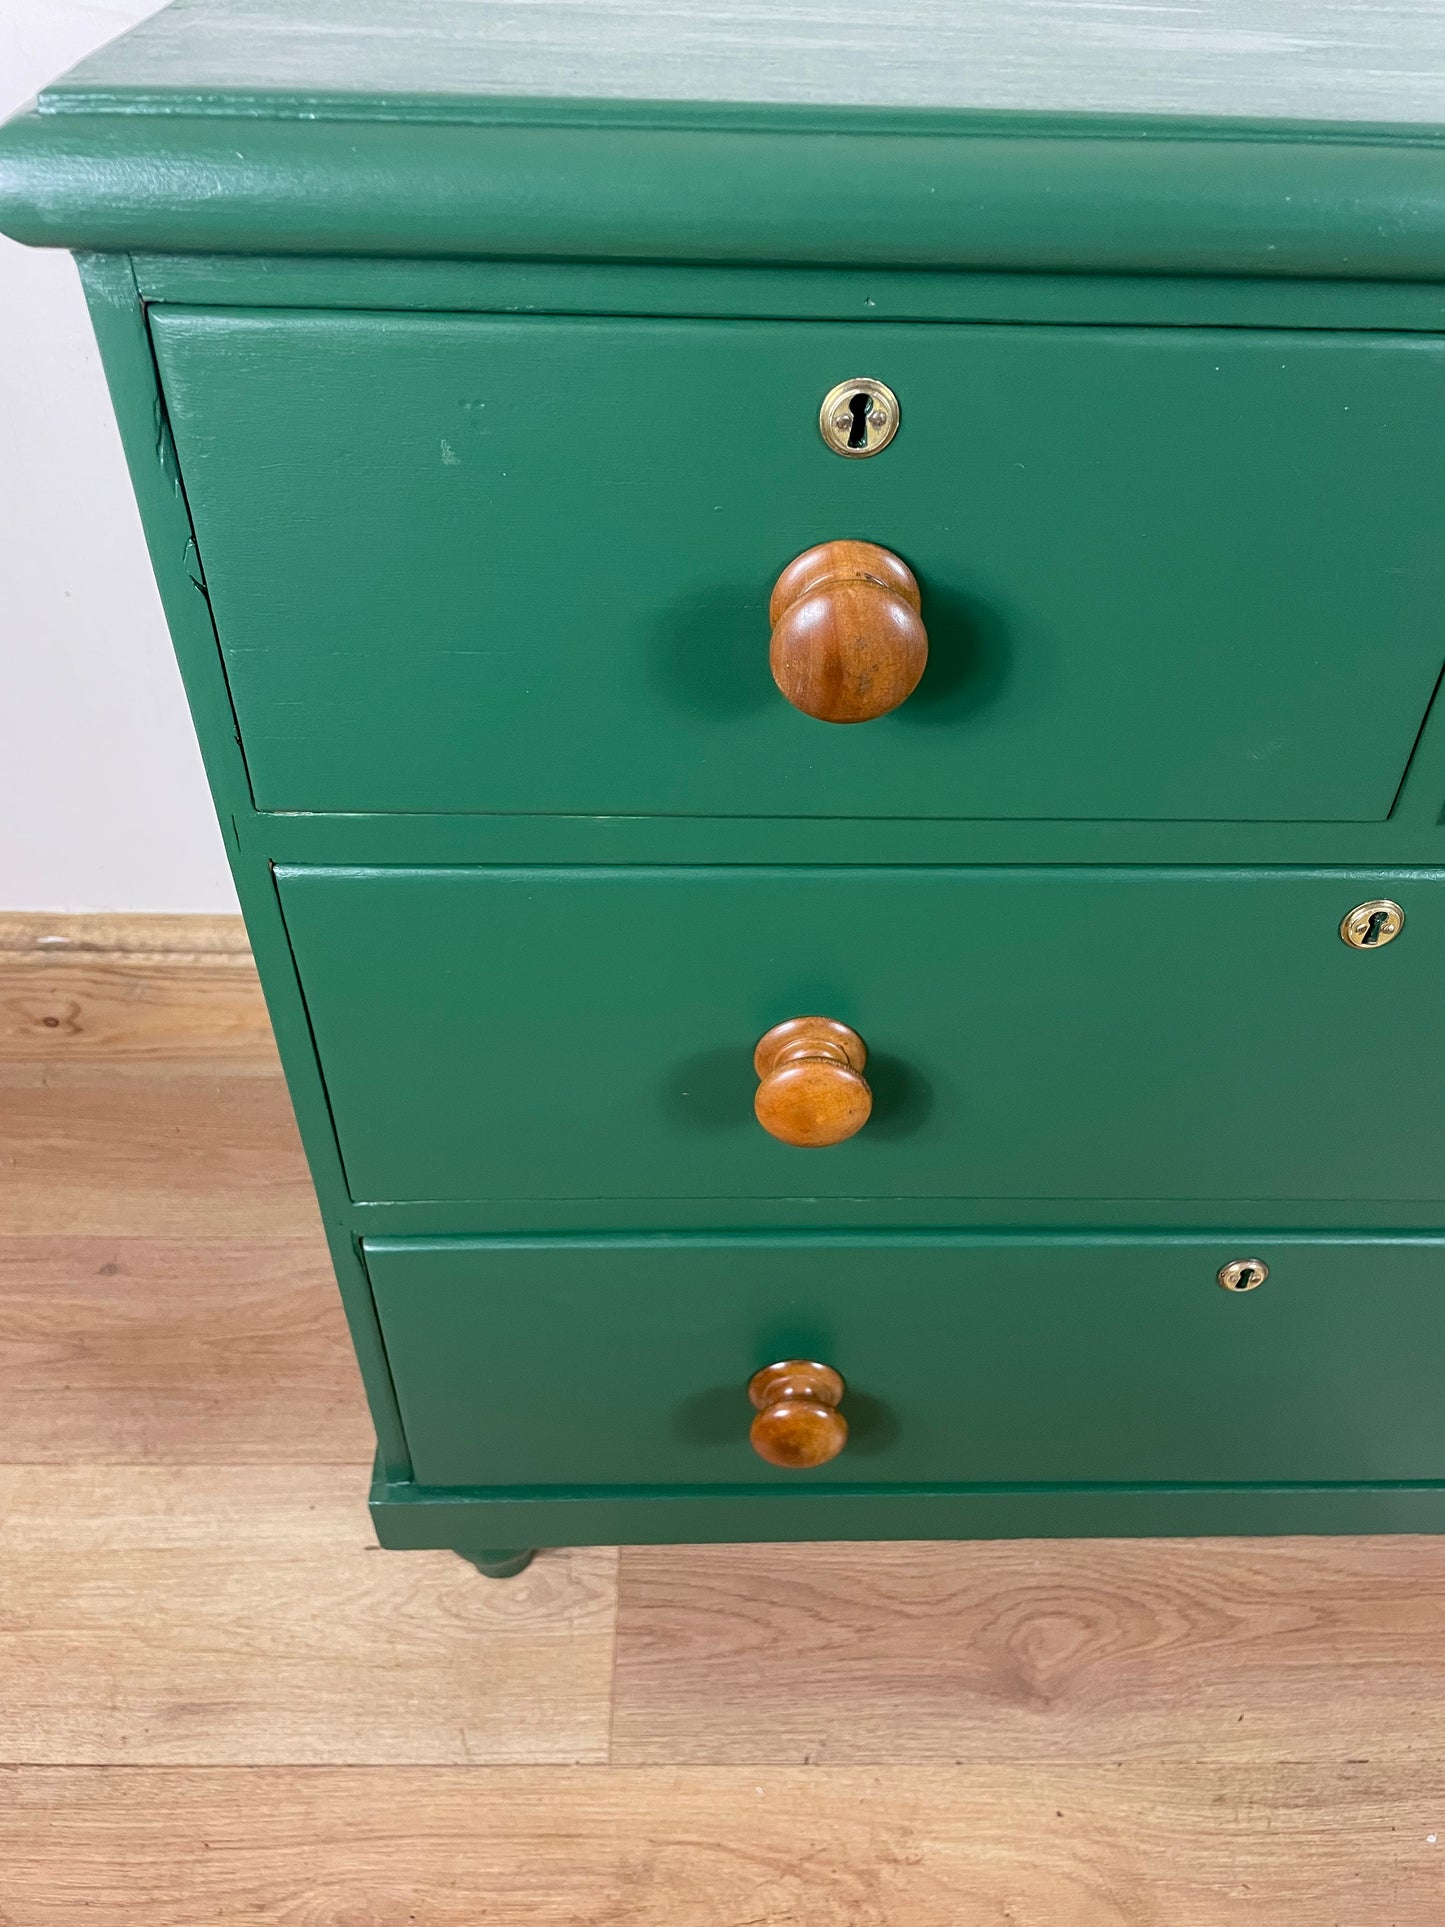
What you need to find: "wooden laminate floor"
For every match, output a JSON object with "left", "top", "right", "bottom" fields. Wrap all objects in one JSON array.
[{"left": 1, "top": 917, "right": 1442, "bottom": 1922}]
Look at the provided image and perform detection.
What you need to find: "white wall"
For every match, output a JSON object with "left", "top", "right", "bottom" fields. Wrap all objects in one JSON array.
[{"left": 1, "top": 1, "right": 238, "bottom": 912}]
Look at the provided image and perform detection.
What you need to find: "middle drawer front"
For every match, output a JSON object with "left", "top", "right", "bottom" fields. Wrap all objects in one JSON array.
[{"left": 277, "top": 864, "right": 1444, "bottom": 1206}]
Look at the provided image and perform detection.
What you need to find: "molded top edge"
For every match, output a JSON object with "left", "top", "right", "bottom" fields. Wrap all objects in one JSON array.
[
  {"left": 30, "top": 89, "right": 1445, "bottom": 145},
  {"left": 9, "top": 1, "right": 1445, "bottom": 277},
  {"left": 6, "top": 104, "right": 1445, "bottom": 278}
]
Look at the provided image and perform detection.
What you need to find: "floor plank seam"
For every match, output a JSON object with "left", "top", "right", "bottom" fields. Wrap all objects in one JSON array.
[{"left": 603, "top": 1552, "right": 626, "bottom": 1766}]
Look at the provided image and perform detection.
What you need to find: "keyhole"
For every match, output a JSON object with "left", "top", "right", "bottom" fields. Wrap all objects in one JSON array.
[
  {"left": 1361, "top": 909, "right": 1390, "bottom": 946},
  {"left": 1218, "top": 1257, "right": 1269, "bottom": 1291},
  {"left": 819, "top": 379, "right": 899, "bottom": 458}
]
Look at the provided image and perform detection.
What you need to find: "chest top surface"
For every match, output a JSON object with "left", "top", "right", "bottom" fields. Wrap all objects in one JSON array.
[
  {"left": 4, "top": 0, "right": 1445, "bottom": 276},
  {"left": 35, "top": 0, "right": 1445, "bottom": 124}
]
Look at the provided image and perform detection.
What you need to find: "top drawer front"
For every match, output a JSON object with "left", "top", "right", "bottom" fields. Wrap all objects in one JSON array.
[{"left": 153, "top": 310, "right": 1445, "bottom": 823}]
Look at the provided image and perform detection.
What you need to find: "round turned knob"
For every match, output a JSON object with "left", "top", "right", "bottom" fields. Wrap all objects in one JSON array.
[
  {"left": 753, "top": 1016, "right": 871, "bottom": 1147},
  {"left": 769, "top": 540, "right": 927, "bottom": 723},
  {"left": 749, "top": 1360, "right": 848, "bottom": 1468}
]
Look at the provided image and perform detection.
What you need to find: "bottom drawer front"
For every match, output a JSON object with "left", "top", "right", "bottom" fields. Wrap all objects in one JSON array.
[{"left": 365, "top": 1233, "right": 1445, "bottom": 1491}]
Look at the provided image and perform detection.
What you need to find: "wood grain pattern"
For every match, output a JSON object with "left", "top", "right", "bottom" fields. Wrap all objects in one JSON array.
[
  {"left": 47, "top": 0, "right": 1445, "bottom": 124},
  {"left": 3, "top": 1761, "right": 1443, "bottom": 1925},
  {"left": 0, "top": 1465, "right": 616, "bottom": 1764},
  {"left": 748, "top": 1359, "right": 849, "bottom": 1468},
  {"left": 768, "top": 540, "right": 927, "bottom": 724},
  {"left": 611, "top": 1537, "right": 1445, "bottom": 1764},
  {"left": 0, "top": 918, "right": 315, "bottom": 1253},
  {"left": 0, "top": 913, "right": 251, "bottom": 955},
  {"left": 0, "top": 912, "right": 268, "bottom": 1065},
  {"left": 0, "top": 913, "right": 309, "bottom": 1235},
  {"left": 0, "top": 1236, "right": 369, "bottom": 1464},
  {"left": 0, "top": 1065, "right": 321, "bottom": 1237},
  {"left": 752, "top": 1014, "right": 872, "bottom": 1148}
]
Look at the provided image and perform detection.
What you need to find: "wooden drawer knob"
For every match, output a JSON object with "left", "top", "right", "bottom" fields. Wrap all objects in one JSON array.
[
  {"left": 769, "top": 540, "right": 927, "bottom": 723},
  {"left": 749, "top": 1360, "right": 848, "bottom": 1468},
  {"left": 753, "top": 1016, "right": 871, "bottom": 1147}
]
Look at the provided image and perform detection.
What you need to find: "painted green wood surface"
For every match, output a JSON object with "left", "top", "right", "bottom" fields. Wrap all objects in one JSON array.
[
  {"left": 130, "top": 253, "right": 1445, "bottom": 335},
  {"left": 71, "top": 249, "right": 1445, "bottom": 1555},
  {"left": 41, "top": 0, "right": 1445, "bottom": 125},
  {"left": 67, "top": 258, "right": 413, "bottom": 1482},
  {"left": 364, "top": 1232, "right": 1445, "bottom": 1489},
  {"left": 152, "top": 310, "right": 1445, "bottom": 824},
  {"left": 371, "top": 1464, "right": 1445, "bottom": 1550},
  {"left": 349, "top": 1196, "right": 1445, "bottom": 1239},
  {"left": 276, "top": 865, "right": 1445, "bottom": 1208},
  {"left": 10, "top": 109, "right": 1445, "bottom": 280},
  {"left": 0, "top": 0, "right": 1436, "bottom": 1563}
]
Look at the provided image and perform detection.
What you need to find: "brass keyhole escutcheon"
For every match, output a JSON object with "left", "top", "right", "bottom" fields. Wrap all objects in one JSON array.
[
  {"left": 819, "top": 377, "right": 900, "bottom": 457},
  {"left": 1218, "top": 1258, "right": 1269, "bottom": 1292},
  {"left": 1340, "top": 899, "right": 1404, "bottom": 949}
]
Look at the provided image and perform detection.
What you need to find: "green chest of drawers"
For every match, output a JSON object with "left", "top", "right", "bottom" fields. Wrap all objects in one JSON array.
[{"left": 8, "top": 0, "right": 1445, "bottom": 1576}]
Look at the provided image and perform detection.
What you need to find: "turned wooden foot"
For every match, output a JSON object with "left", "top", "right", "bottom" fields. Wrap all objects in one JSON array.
[{"left": 457, "top": 1547, "right": 536, "bottom": 1579}]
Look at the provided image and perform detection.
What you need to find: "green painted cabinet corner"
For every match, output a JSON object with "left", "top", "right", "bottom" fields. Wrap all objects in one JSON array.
[{"left": 6, "top": 0, "right": 1445, "bottom": 1574}]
